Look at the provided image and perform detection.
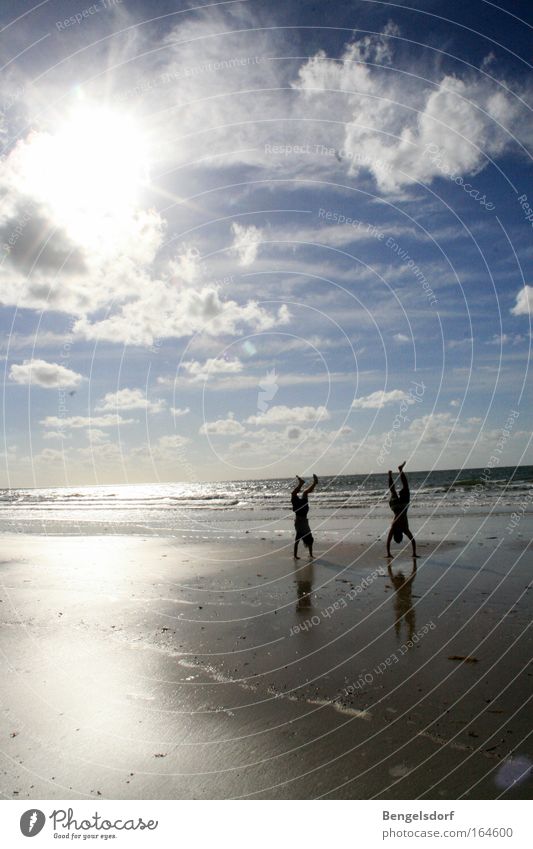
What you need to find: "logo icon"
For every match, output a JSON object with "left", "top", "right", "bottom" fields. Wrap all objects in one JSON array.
[
  {"left": 20, "top": 810, "right": 46, "bottom": 837},
  {"left": 257, "top": 368, "right": 279, "bottom": 413}
]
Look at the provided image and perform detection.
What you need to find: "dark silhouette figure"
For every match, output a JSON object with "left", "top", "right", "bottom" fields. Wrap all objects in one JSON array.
[
  {"left": 386, "top": 461, "right": 417, "bottom": 557},
  {"left": 291, "top": 474, "right": 318, "bottom": 559},
  {"left": 387, "top": 558, "right": 417, "bottom": 641}
]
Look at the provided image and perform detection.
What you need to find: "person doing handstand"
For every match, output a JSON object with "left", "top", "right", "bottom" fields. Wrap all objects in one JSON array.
[
  {"left": 291, "top": 474, "right": 318, "bottom": 559},
  {"left": 386, "top": 461, "right": 417, "bottom": 558}
]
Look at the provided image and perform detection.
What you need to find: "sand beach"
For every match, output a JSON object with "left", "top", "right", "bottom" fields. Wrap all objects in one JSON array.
[{"left": 1, "top": 515, "right": 531, "bottom": 799}]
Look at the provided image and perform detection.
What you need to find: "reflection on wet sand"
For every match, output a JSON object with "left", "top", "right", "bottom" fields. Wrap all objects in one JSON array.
[
  {"left": 388, "top": 559, "right": 417, "bottom": 641},
  {"left": 294, "top": 560, "right": 314, "bottom": 610}
]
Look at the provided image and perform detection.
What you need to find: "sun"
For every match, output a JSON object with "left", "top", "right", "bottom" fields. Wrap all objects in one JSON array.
[{"left": 22, "top": 104, "right": 150, "bottom": 248}]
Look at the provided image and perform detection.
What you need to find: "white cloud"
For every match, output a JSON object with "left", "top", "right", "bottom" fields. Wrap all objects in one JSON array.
[
  {"left": 74, "top": 286, "right": 290, "bottom": 347},
  {"left": 394, "top": 333, "right": 410, "bottom": 344},
  {"left": 155, "top": 434, "right": 190, "bottom": 451},
  {"left": 511, "top": 286, "right": 533, "bottom": 316},
  {"left": 183, "top": 357, "right": 244, "bottom": 381},
  {"left": 41, "top": 414, "right": 135, "bottom": 429},
  {"left": 231, "top": 222, "right": 262, "bottom": 266},
  {"left": 293, "top": 25, "right": 532, "bottom": 192},
  {"left": 199, "top": 415, "right": 245, "bottom": 435},
  {"left": 170, "top": 406, "right": 190, "bottom": 417},
  {"left": 0, "top": 115, "right": 289, "bottom": 348},
  {"left": 9, "top": 358, "right": 84, "bottom": 388},
  {"left": 85, "top": 428, "right": 109, "bottom": 444},
  {"left": 34, "top": 447, "right": 66, "bottom": 464},
  {"left": 96, "top": 387, "right": 166, "bottom": 413},
  {"left": 246, "top": 404, "right": 330, "bottom": 425},
  {"left": 351, "top": 390, "right": 408, "bottom": 409},
  {"left": 487, "top": 332, "right": 525, "bottom": 346},
  {"left": 448, "top": 337, "right": 474, "bottom": 349}
]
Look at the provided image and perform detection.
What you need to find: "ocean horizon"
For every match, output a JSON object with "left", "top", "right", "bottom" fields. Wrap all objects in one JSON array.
[{"left": 2, "top": 464, "right": 531, "bottom": 537}]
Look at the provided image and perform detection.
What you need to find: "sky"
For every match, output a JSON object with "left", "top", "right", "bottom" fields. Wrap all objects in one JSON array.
[{"left": 0, "top": 0, "right": 531, "bottom": 486}]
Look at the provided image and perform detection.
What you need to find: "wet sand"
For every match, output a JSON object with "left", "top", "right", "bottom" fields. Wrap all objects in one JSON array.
[{"left": 0, "top": 527, "right": 532, "bottom": 799}]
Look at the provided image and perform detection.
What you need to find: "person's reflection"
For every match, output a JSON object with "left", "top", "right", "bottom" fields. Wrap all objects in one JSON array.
[
  {"left": 294, "top": 560, "right": 314, "bottom": 611},
  {"left": 388, "top": 559, "right": 417, "bottom": 641}
]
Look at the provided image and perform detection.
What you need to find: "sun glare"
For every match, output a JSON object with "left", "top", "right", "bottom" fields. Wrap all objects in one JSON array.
[{"left": 24, "top": 105, "right": 150, "bottom": 247}]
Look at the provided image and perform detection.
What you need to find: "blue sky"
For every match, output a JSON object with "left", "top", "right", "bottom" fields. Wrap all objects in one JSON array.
[{"left": 0, "top": 0, "right": 531, "bottom": 485}]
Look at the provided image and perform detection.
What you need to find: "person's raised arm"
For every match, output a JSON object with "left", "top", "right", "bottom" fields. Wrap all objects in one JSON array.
[{"left": 386, "top": 526, "right": 394, "bottom": 557}]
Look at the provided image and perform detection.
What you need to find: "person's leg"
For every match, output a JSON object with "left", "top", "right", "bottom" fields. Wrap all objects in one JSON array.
[
  {"left": 399, "top": 472, "right": 409, "bottom": 498},
  {"left": 303, "top": 473, "right": 318, "bottom": 497},
  {"left": 388, "top": 470, "right": 398, "bottom": 500},
  {"left": 292, "top": 475, "right": 304, "bottom": 497},
  {"left": 293, "top": 539, "right": 300, "bottom": 559}
]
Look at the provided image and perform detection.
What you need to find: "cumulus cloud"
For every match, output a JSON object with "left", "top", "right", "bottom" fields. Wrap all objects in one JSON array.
[
  {"left": 43, "top": 430, "right": 70, "bottom": 441},
  {"left": 199, "top": 415, "right": 245, "bottom": 435},
  {"left": 171, "top": 406, "right": 190, "bottom": 417},
  {"left": 0, "top": 201, "right": 86, "bottom": 276},
  {"left": 41, "top": 414, "right": 135, "bottom": 429},
  {"left": 351, "top": 389, "right": 408, "bottom": 409},
  {"left": 511, "top": 285, "right": 533, "bottom": 316},
  {"left": 9, "top": 358, "right": 84, "bottom": 388},
  {"left": 155, "top": 434, "right": 190, "bottom": 451},
  {"left": 0, "top": 131, "right": 164, "bottom": 316},
  {"left": 231, "top": 222, "right": 262, "bottom": 266},
  {"left": 293, "top": 24, "right": 532, "bottom": 192},
  {"left": 182, "top": 357, "right": 244, "bottom": 381},
  {"left": 246, "top": 404, "right": 330, "bottom": 425},
  {"left": 96, "top": 388, "right": 166, "bottom": 413},
  {"left": 73, "top": 286, "right": 290, "bottom": 347},
  {"left": 0, "top": 113, "right": 289, "bottom": 348}
]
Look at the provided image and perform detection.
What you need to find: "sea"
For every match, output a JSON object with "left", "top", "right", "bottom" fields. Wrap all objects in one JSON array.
[{"left": 0, "top": 466, "right": 531, "bottom": 540}]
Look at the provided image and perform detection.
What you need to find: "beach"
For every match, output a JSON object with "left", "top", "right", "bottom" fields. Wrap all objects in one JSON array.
[{"left": 1, "top": 506, "right": 531, "bottom": 799}]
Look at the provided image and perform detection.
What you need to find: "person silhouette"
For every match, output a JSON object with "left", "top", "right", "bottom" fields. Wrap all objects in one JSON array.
[
  {"left": 386, "top": 461, "right": 417, "bottom": 558},
  {"left": 291, "top": 474, "right": 318, "bottom": 559}
]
